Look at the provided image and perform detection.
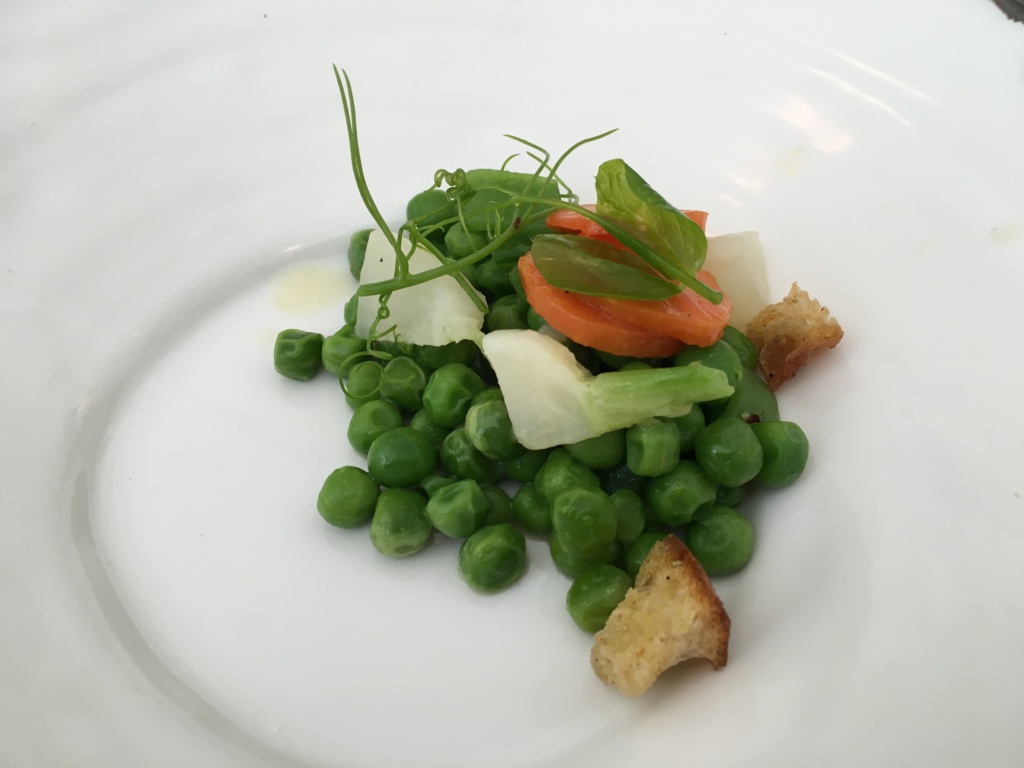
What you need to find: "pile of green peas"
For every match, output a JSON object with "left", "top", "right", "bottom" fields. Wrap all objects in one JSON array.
[{"left": 273, "top": 177, "right": 811, "bottom": 634}]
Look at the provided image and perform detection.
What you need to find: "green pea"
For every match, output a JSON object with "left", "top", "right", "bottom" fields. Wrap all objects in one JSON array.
[
  {"left": 317, "top": 466, "right": 379, "bottom": 528},
  {"left": 422, "top": 363, "right": 485, "bottom": 428},
  {"left": 444, "top": 222, "right": 488, "bottom": 258},
  {"left": 716, "top": 484, "right": 747, "bottom": 507},
  {"left": 406, "top": 188, "right": 455, "bottom": 231},
  {"left": 471, "top": 387, "right": 504, "bottom": 406},
  {"left": 380, "top": 356, "right": 427, "bottom": 413},
  {"left": 717, "top": 371, "right": 780, "bottom": 423},
  {"left": 751, "top": 421, "right": 809, "bottom": 487},
  {"left": 626, "top": 419, "right": 681, "bottom": 478},
  {"left": 425, "top": 478, "right": 489, "bottom": 538},
  {"left": 464, "top": 399, "right": 524, "bottom": 461},
  {"left": 420, "top": 473, "right": 458, "bottom": 498},
  {"left": 550, "top": 534, "right": 620, "bottom": 579},
  {"left": 622, "top": 531, "right": 669, "bottom": 579},
  {"left": 599, "top": 463, "right": 650, "bottom": 496},
  {"left": 343, "top": 293, "right": 359, "bottom": 327},
  {"left": 414, "top": 339, "right": 480, "bottom": 372},
  {"left": 673, "top": 340, "right": 743, "bottom": 409},
  {"left": 344, "top": 360, "right": 384, "bottom": 408},
  {"left": 550, "top": 487, "right": 618, "bottom": 560},
  {"left": 565, "top": 430, "right": 626, "bottom": 471},
  {"left": 526, "top": 307, "right": 546, "bottom": 331},
  {"left": 372, "top": 336, "right": 416, "bottom": 363},
  {"left": 347, "top": 399, "right": 403, "bottom": 455},
  {"left": 671, "top": 404, "right": 706, "bottom": 455},
  {"left": 370, "top": 488, "right": 432, "bottom": 557},
  {"left": 565, "top": 564, "right": 633, "bottom": 634},
  {"left": 366, "top": 427, "right": 436, "bottom": 488},
  {"left": 502, "top": 449, "right": 550, "bottom": 484},
  {"left": 485, "top": 294, "right": 529, "bottom": 331},
  {"left": 685, "top": 505, "right": 754, "bottom": 575},
  {"left": 694, "top": 417, "right": 764, "bottom": 488},
  {"left": 409, "top": 409, "right": 451, "bottom": 449},
  {"left": 476, "top": 257, "right": 516, "bottom": 299},
  {"left": 459, "top": 524, "right": 527, "bottom": 593},
  {"left": 509, "top": 264, "right": 524, "bottom": 297},
  {"left": 347, "top": 228, "right": 372, "bottom": 280},
  {"left": 720, "top": 325, "right": 760, "bottom": 370},
  {"left": 511, "top": 483, "right": 551, "bottom": 536},
  {"left": 609, "top": 489, "right": 646, "bottom": 546},
  {"left": 673, "top": 340, "right": 743, "bottom": 390},
  {"left": 322, "top": 326, "right": 366, "bottom": 377},
  {"left": 439, "top": 427, "right": 500, "bottom": 484},
  {"left": 274, "top": 329, "right": 324, "bottom": 381},
  {"left": 645, "top": 460, "right": 717, "bottom": 527},
  {"left": 480, "top": 484, "right": 514, "bottom": 526},
  {"left": 535, "top": 448, "right": 600, "bottom": 503}
]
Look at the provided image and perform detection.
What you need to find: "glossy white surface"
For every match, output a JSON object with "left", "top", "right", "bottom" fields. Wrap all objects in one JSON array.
[{"left": 3, "top": 2, "right": 1024, "bottom": 766}]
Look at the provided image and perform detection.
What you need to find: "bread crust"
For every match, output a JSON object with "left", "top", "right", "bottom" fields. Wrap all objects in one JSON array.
[
  {"left": 590, "top": 535, "right": 730, "bottom": 696},
  {"left": 745, "top": 282, "right": 843, "bottom": 391}
]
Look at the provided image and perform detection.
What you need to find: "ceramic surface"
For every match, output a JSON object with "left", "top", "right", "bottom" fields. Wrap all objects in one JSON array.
[{"left": 2, "top": 2, "right": 1023, "bottom": 766}]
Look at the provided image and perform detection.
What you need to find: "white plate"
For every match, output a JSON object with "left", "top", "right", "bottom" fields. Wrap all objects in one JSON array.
[{"left": 4, "top": 2, "right": 1024, "bottom": 766}]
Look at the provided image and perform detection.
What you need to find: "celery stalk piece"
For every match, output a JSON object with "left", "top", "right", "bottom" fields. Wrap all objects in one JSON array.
[
  {"left": 354, "top": 229, "right": 486, "bottom": 346},
  {"left": 481, "top": 330, "right": 734, "bottom": 450}
]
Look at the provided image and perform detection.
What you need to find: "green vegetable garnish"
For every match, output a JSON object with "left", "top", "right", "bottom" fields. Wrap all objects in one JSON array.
[
  {"left": 492, "top": 155, "right": 725, "bottom": 301},
  {"left": 529, "top": 234, "right": 679, "bottom": 300},
  {"left": 595, "top": 158, "right": 709, "bottom": 280}
]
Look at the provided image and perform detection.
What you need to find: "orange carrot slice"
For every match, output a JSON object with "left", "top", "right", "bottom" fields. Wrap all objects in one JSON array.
[
  {"left": 518, "top": 254, "right": 683, "bottom": 358},
  {"left": 526, "top": 204, "right": 728, "bottom": 351},
  {"left": 578, "top": 270, "right": 733, "bottom": 348}
]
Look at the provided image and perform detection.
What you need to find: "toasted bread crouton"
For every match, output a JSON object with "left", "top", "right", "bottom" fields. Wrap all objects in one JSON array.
[
  {"left": 590, "top": 535, "right": 730, "bottom": 697},
  {"left": 745, "top": 282, "right": 843, "bottom": 391}
]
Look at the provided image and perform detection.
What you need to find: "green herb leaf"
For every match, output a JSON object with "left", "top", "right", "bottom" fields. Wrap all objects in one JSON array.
[
  {"left": 530, "top": 234, "right": 682, "bottom": 300},
  {"left": 595, "top": 159, "right": 708, "bottom": 275},
  {"left": 512, "top": 196, "right": 722, "bottom": 304}
]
